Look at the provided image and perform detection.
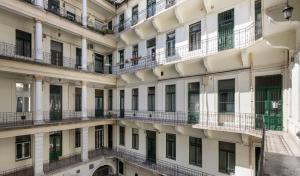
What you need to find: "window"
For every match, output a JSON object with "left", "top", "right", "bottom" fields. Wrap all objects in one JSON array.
[
  {"left": 219, "top": 141, "right": 235, "bottom": 174},
  {"left": 132, "top": 45, "right": 139, "bottom": 65},
  {"left": 166, "top": 31, "right": 176, "bottom": 57},
  {"left": 218, "top": 79, "right": 235, "bottom": 113},
  {"left": 119, "top": 126, "right": 125, "bottom": 146},
  {"left": 108, "top": 89, "right": 113, "bottom": 110},
  {"left": 147, "top": 38, "right": 156, "bottom": 61},
  {"left": 166, "top": 133, "right": 176, "bottom": 160},
  {"left": 16, "top": 30, "right": 31, "bottom": 57},
  {"left": 148, "top": 87, "right": 155, "bottom": 111},
  {"left": 51, "top": 40, "right": 63, "bottom": 66},
  {"left": 107, "top": 54, "right": 113, "bottom": 74},
  {"left": 132, "top": 88, "right": 139, "bottom": 111},
  {"left": 16, "top": 83, "right": 31, "bottom": 112},
  {"left": 166, "top": 0, "right": 176, "bottom": 8},
  {"left": 218, "top": 9, "right": 234, "bottom": 51},
  {"left": 132, "top": 5, "right": 139, "bottom": 25},
  {"left": 120, "top": 90, "right": 125, "bottom": 118},
  {"left": 188, "top": 82, "right": 200, "bottom": 123},
  {"left": 132, "top": 128, "right": 139, "bottom": 150},
  {"left": 189, "top": 22, "right": 201, "bottom": 51},
  {"left": 76, "top": 48, "right": 82, "bottom": 68},
  {"left": 118, "top": 160, "right": 124, "bottom": 175},
  {"left": 75, "top": 88, "right": 82, "bottom": 112},
  {"left": 48, "top": 0, "right": 60, "bottom": 15},
  {"left": 147, "top": 0, "right": 156, "bottom": 18},
  {"left": 75, "top": 128, "right": 81, "bottom": 148},
  {"left": 255, "top": 0, "right": 262, "bottom": 39},
  {"left": 119, "top": 50, "right": 125, "bottom": 69},
  {"left": 189, "top": 137, "right": 202, "bottom": 167},
  {"left": 119, "top": 13, "right": 125, "bottom": 32},
  {"left": 95, "top": 126, "right": 104, "bottom": 149},
  {"left": 165, "top": 85, "right": 176, "bottom": 112},
  {"left": 16, "top": 135, "right": 31, "bottom": 160}
]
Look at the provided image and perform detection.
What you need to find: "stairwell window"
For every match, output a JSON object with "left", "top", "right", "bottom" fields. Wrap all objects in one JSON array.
[
  {"left": 219, "top": 141, "right": 235, "bottom": 174},
  {"left": 132, "top": 88, "right": 139, "bottom": 111},
  {"left": 132, "top": 128, "right": 139, "bottom": 150},
  {"left": 189, "top": 21, "right": 201, "bottom": 51},
  {"left": 189, "top": 137, "right": 202, "bottom": 167},
  {"left": 132, "top": 5, "right": 139, "bottom": 25},
  {"left": 166, "top": 31, "right": 176, "bottom": 57},
  {"left": 165, "top": 85, "right": 176, "bottom": 112},
  {"left": 166, "top": 133, "right": 176, "bottom": 160},
  {"left": 16, "top": 135, "right": 31, "bottom": 160}
]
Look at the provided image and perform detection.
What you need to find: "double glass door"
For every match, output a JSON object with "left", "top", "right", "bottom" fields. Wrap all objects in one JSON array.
[
  {"left": 50, "top": 85, "right": 62, "bottom": 121},
  {"left": 120, "top": 90, "right": 125, "bottom": 118},
  {"left": 51, "top": 40, "right": 63, "bottom": 66},
  {"left": 95, "top": 54, "right": 104, "bottom": 73},
  {"left": 49, "top": 132, "right": 62, "bottom": 162}
]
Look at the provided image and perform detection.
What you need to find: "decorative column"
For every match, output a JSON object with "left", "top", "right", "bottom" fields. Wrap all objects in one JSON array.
[
  {"left": 81, "top": 37, "right": 87, "bottom": 70},
  {"left": 35, "top": 0, "right": 44, "bottom": 8},
  {"left": 82, "top": 0, "right": 87, "bottom": 27},
  {"left": 35, "top": 20, "right": 43, "bottom": 61},
  {"left": 34, "top": 133, "right": 44, "bottom": 176},
  {"left": 35, "top": 76, "right": 43, "bottom": 123},
  {"left": 81, "top": 127, "right": 89, "bottom": 162},
  {"left": 81, "top": 81, "right": 88, "bottom": 119}
]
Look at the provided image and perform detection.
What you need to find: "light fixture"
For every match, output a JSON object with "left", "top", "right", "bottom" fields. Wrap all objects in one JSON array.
[{"left": 282, "top": 0, "right": 294, "bottom": 20}]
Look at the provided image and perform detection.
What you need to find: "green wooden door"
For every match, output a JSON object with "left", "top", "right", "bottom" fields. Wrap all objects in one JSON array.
[
  {"left": 50, "top": 85, "right": 62, "bottom": 121},
  {"left": 146, "top": 131, "right": 156, "bottom": 163},
  {"left": 218, "top": 9, "right": 234, "bottom": 51},
  {"left": 95, "top": 90, "right": 104, "bottom": 118},
  {"left": 49, "top": 132, "right": 62, "bottom": 162},
  {"left": 255, "top": 86, "right": 282, "bottom": 130}
]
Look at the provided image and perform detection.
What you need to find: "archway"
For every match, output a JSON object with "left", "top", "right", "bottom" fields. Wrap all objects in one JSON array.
[{"left": 92, "top": 165, "right": 114, "bottom": 176}]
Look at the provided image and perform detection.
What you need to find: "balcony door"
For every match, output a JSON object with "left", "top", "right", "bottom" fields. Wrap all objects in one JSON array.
[
  {"left": 16, "top": 30, "right": 31, "bottom": 57},
  {"left": 95, "top": 54, "right": 104, "bottom": 73},
  {"left": 48, "top": 0, "right": 60, "bottom": 15},
  {"left": 255, "top": 75, "right": 282, "bottom": 130},
  {"left": 147, "top": 38, "right": 156, "bottom": 62},
  {"left": 50, "top": 85, "right": 62, "bottom": 121},
  {"left": 95, "top": 89, "right": 104, "bottom": 117},
  {"left": 218, "top": 9, "right": 234, "bottom": 51},
  {"left": 108, "top": 125, "right": 113, "bottom": 149},
  {"left": 146, "top": 130, "right": 156, "bottom": 163},
  {"left": 49, "top": 131, "right": 62, "bottom": 162},
  {"left": 120, "top": 90, "right": 125, "bottom": 118},
  {"left": 51, "top": 40, "right": 63, "bottom": 66}
]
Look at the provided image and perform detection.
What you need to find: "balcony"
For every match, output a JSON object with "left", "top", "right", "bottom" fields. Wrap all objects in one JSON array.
[
  {"left": 110, "top": 110, "right": 263, "bottom": 137},
  {"left": 0, "top": 165, "right": 33, "bottom": 176},
  {"left": 43, "top": 153, "right": 81, "bottom": 173},
  {"left": 23, "top": 0, "right": 114, "bottom": 35},
  {"left": 0, "top": 110, "right": 115, "bottom": 129},
  {"left": 91, "top": 147, "right": 214, "bottom": 176},
  {"left": 0, "top": 42, "right": 112, "bottom": 75}
]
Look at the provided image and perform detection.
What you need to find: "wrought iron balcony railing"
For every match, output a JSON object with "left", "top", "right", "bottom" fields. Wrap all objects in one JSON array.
[
  {"left": 113, "top": 23, "right": 256, "bottom": 75},
  {"left": 114, "top": 0, "right": 178, "bottom": 33},
  {"left": 23, "top": 0, "right": 113, "bottom": 35},
  {"left": 108, "top": 110, "right": 264, "bottom": 135},
  {"left": 0, "top": 165, "right": 33, "bottom": 176},
  {"left": 0, "top": 110, "right": 115, "bottom": 128},
  {"left": 0, "top": 41, "right": 111, "bottom": 74},
  {"left": 43, "top": 153, "right": 81, "bottom": 173},
  {"left": 89, "top": 147, "right": 213, "bottom": 176}
]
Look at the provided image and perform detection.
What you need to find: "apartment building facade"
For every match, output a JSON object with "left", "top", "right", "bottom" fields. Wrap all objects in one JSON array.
[{"left": 0, "top": 0, "right": 299, "bottom": 176}]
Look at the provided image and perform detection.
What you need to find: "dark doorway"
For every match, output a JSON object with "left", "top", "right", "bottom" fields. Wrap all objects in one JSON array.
[
  {"left": 50, "top": 85, "right": 62, "bottom": 121},
  {"left": 146, "top": 130, "right": 156, "bottom": 163}
]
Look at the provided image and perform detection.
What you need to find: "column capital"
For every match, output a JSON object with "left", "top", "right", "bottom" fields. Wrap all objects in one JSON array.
[
  {"left": 35, "top": 75, "right": 43, "bottom": 81},
  {"left": 34, "top": 18, "right": 42, "bottom": 23},
  {"left": 81, "top": 81, "right": 87, "bottom": 86}
]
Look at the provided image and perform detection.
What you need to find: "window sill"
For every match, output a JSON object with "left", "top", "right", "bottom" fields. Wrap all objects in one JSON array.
[{"left": 16, "top": 156, "right": 31, "bottom": 161}]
